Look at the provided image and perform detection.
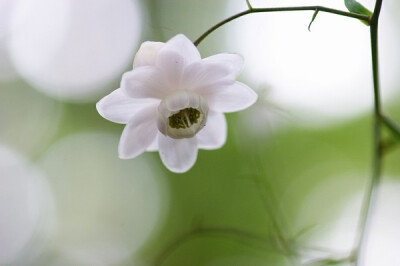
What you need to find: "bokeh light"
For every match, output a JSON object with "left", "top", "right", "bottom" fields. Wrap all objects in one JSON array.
[
  {"left": 0, "top": 0, "right": 17, "bottom": 81},
  {"left": 298, "top": 177, "right": 400, "bottom": 266},
  {"left": 238, "top": 87, "right": 288, "bottom": 137},
  {"left": 228, "top": 0, "right": 400, "bottom": 125},
  {"left": 8, "top": 0, "right": 142, "bottom": 102},
  {"left": 0, "top": 144, "right": 55, "bottom": 265},
  {"left": 38, "top": 132, "right": 168, "bottom": 264}
]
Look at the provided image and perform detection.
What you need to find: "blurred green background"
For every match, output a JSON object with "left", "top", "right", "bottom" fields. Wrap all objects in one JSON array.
[{"left": 1, "top": 0, "right": 400, "bottom": 265}]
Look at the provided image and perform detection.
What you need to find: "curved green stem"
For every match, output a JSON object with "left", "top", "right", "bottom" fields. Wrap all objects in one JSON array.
[{"left": 194, "top": 6, "right": 370, "bottom": 46}]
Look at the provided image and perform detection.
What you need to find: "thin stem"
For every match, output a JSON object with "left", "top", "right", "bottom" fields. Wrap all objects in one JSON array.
[
  {"left": 370, "top": 0, "right": 383, "bottom": 25},
  {"left": 246, "top": 0, "right": 253, "bottom": 10},
  {"left": 194, "top": 6, "right": 370, "bottom": 46},
  {"left": 154, "top": 226, "right": 273, "bottom": 265},
  {"left": 251, "top": 173, "right": 292, "bottom": 251},
  {"left": 304, "top": 256, "right": 352, "bottom": 266},
  {"left": 381, "top": 115, "right": 400, "bottom": 140},
  {"left": 353, "top": 1, "right": 383, "bottom": 265}
]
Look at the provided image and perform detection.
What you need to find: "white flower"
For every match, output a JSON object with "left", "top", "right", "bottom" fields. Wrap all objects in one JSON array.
[{"left": 96, "top": 34, "right": 257, "bottom": 173}]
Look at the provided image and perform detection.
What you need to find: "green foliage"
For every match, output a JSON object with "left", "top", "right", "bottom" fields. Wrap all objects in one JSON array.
[{"left": 344, "top": 0, "right": 372, "bottom": 25}]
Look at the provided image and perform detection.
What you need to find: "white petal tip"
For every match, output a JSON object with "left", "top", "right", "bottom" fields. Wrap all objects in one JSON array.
[
  {"left": 160, "top": 155, "right": 196, "bottom": 173},
  {"left": 95, "top": 101, "right": 103, "bottom": 114},
  {"left": 162, "top": 161, "right": 195, "bottom": 173},
  {"left": 118, "top": 150, "right": 135, "bottom": 160},
  {"left": 204, "top": 82, "right": 258, "bottom": 113},
  {"left": 171, "top": 33, "right": 192, "bottom": 42},
  {"left": 96, "top": 95, "right": 107, "bottom": 112},
  {"left": 158, "top": 136, "right": 198, "bottom": 174},
  {"left": 118, "top": 150, "right": 143, "bottom": 160},
  {"left": 248, "top": 91, "right": 258, "bottom": 106},
  {"left": 95, "top": 102, "right": 110, "bottom": 122},
  {"left": 231, "top": 83, "right": 258, "bottom": 111},
  {"left": 166, "top": 167, "right": 191, "bottom": 174}
]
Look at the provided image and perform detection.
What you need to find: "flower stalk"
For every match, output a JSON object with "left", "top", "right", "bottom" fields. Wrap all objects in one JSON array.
[{"left": 194, "top": 6, "right": 371, "bottom": 46}]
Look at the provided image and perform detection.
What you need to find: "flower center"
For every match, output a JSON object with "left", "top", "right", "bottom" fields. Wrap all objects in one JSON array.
[
  {"left": 157, "top": 91, "right": 208, "bottom": 139},
  {"left": 168, "top": 108, "right": 201, "bottom": 129}
]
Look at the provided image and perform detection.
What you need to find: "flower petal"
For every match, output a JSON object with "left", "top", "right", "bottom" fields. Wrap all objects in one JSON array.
[
  {"left": 96, "top": 88, "right": 159, "bottom": 124},
  {"left": 121, "top": 66, "right": 169, "bottom": 99},
  {"left": 197, "top": 112, "right": 227, "bottom": 150},
  {"left": 133, "top": 41, "right": 164, "bottom": 68},
  {"left": 184, "top": 54, "right": 244, "bottom": 95},
  {"left": 158, "top": 34, "right": 201, "bottom": 65},
  {"left": 183, "top": 60, "right": 233, "bottom": 93},
  {"left": 155, "top": 34, "right": 201, "bottom": 89},
  {"left": 203, "top": 82, "right": 258, "bottom": 113},
  {"left": 158, "top": 135, "right": 198, "bottom": 173},
  {"left": 202, "top": 53, "right": 244, "bottom": 77},
  {"left": 118, "top": 105, "right": 158, "bottom": 159},
  {"left": 146, "top": 133, "right": 159, "bottom": 152}
]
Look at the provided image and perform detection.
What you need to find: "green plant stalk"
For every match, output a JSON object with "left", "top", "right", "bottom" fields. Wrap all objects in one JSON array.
[
  {"left": 193, "top": 6, "right": 370, "bottom": 46},
  {"left": 353, "top": 1, "right": 383, "bottom": 264}
]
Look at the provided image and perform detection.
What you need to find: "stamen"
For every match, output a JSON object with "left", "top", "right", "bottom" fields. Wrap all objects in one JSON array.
[
  {"left": 168, "top": 108, "right": 201, "bottom": 129},
  {"left": 184, "top": 112, "right": 191, "bottom": 127},
  {"left": 157, "top": 91, "right": 209, "bottom": 139}
]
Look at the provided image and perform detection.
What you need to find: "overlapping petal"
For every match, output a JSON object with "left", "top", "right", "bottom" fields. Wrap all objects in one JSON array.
[
  {"left": 183, "top": 61, "right": 233, "bottom": 92},
  {"left": 121, "top": 66, "right": 168, "bottom": 99},
  {"left": 155, "top": 34, "right": 201, "bottom": 89},
  {"left": 133, "top": 41, "right": 164, "bottom": 68},
  {"left": 157, "top": 34, "right": 201, "bottom": 66},
  {"left": 146, "top": 133, "right": 159, "bottom": 152},
  {"left": 202, "top": 53, "right": 244, "bottom": 78},
  {"left": 197, "top": 112, "right": 227, "bottom": 150},
  {"left": 158, "top": 134, "right": 198, "bottom": 173},
  {"left": 203, "top": 82, "right": 258, "bottom": 113},
  {"left": 186, "top": 54, "right": 244, "bottom": 95},
  {"left": 96, "top": 88, "right": 159, "bottom": 124},
  {"left": 118, "top": 104, "right": 159, "bottom": 159}
]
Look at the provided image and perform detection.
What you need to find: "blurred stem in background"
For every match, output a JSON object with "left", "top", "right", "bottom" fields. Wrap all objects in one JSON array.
[
  {"left": 154, "top": 0, "right": 400, "bottom": 265},
  {"left": 352, "top": 1, "right": 383, "bottom": 265}
]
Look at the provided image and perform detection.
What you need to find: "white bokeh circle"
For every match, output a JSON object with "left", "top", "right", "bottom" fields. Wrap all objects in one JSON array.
[
  {"left": 0, "top": 145, "right": 55, "bottom": 265},
  {"left": 39, "top": 132, "right": 168, "bottom": 264},
  {"left": 9, "top": 0, "right": 142, "bottom": 102},
  {"left": 0, "top": 0, "right": 18, "bottom": 81},
  {"left": 228, "top": 0, "right": 400, "bottom": 125},
  {"left": 298, "top": 177, "right": 400, "bottom": 265}
]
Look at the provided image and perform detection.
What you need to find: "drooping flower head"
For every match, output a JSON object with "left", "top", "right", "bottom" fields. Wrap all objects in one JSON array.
[{"left": 96, "top": 34, "right": 257, "bottom": 173}]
